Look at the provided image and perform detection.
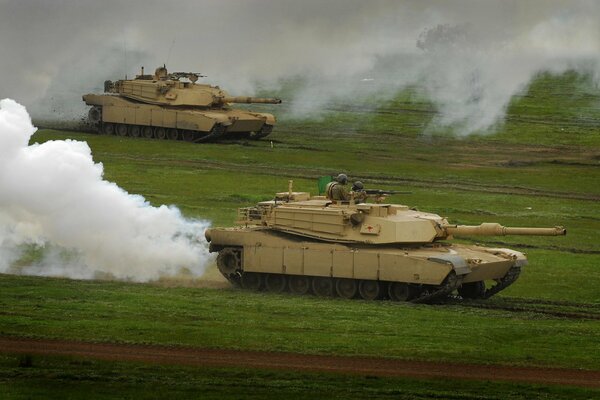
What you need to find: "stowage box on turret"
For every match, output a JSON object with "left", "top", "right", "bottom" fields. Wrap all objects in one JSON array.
[
  {"left": 205, "top": 182, "right": 566, "bottom": 303},
  {"left": 83, "top": 66, "right": 281, "bottom": 142}
]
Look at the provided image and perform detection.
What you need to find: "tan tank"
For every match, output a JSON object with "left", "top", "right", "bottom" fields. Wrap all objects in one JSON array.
[
  {"left": 82, "top": 66, "right": 281, "bottom": 142},
  {"left": 205, "top": 182, "right": 566, "bottom": 303}
]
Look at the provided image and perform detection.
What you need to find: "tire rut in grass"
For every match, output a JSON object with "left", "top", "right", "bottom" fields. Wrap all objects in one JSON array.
[
  {"left": 113, "top": 156, "right": 600, "bottom": 202},
  {"left": 1, "top": 336, "right": 600, "bottom": 388},
  {"left": 448, "top": 297, "right": 600, "bottom": 320}
]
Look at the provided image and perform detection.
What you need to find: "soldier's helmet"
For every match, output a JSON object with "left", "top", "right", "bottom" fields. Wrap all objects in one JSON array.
[
  {"left": 154, "top": 66, "right": 168, "bottom": 80},
  {"left": 352, "top": 181, "right": 364, "bottom": 191},
  {"left": 336, "top": 173, "right": 348, "bottom": 184}
]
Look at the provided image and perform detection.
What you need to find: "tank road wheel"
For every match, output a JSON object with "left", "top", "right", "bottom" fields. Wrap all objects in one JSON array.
[
  {"left": 312, "top": 277, "right": 334, "bottom": 297},
  {"left": 142, "top": 126, "right": 154, "bottom": 139},
  {"left": 335, "top": 278, "right": 358, "bottom": 299},
  {"left": 458, "top": 281, "right": 486, "bottom": 299},
  {"left": 388, "top": 282, "right": 412, "bottom": 302},
  {"left": 182, "top": 130, "right": 196, "bottom": 142},
  {"left": 241, "top": 272, "right": 263, "bottom": 291},
  {"left": 102, "top": 123, "right": 115, "bottom": 135},
  {"left": 265, "top": 274, "right": 287, "bottom": 293},
  {"left": 167, "top": 128, "right": 179, "bottom": 140},
  {"left": 216, "top": 247, "right": 242, "bottom": 286},
  {"left": 155, "top": 127, "right": 167, "bottom": 140},
  {"left": 359, "top": 280, "right": 383, "bottom": 301},
  {"left": 129, "top": 125, "right": 141, "bottom": 138},
  {"left": 88, "top": 106, "right": 102, "bottom": 125},
  {"left": 288, "top": 276, "right": 310, "bottom": 295},
  {"left": 116, "top": 124, "right": 128, "bottom": 137}
]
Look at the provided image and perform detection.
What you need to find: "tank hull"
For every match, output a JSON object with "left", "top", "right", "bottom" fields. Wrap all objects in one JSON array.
[
  {"left": 206, "top": 227, "right": 527, "bottom": 302},
  {"left": 83, "top": 94, "right": 276, "bottom": 142}
]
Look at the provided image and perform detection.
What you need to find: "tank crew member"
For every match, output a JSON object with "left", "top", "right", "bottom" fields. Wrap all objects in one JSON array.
[
  {"left": 325, "top": 173, "right": 350, "bottom": 201},
  {"left": 351, "top": 181, "right": 368, "bottom": 203},
  {"left": 154, "top": 65, "right": 168, "bottom": 80}
]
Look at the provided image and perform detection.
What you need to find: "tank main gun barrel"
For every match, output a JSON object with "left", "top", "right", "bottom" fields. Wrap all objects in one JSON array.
[
  {"left": 443, "top": 223, "right": 566, "bottom": 236},
  {"left": 363, "top": 189, "right": 412, "bottom": 195},
  {"left": 220, "top": 96, "right": 282, "bottom": 104}
]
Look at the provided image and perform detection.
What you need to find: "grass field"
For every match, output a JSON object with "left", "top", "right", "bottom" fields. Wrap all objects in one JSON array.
[
  {"left": 3, "top": 354, "right": 598, "bottom": 400},
  {"left": 2, "top": 274, "right": 600, "bottom": 369},
  {"left": 1, "top": 354, "right": 598, "bottom": 400},
  {"left": 2, "top": 71, "right": 600, "bottom": 398}
]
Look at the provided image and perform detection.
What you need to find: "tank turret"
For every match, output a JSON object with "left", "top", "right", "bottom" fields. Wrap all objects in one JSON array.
[
  {"left": 226, "top": 196, "right": 565, "bottom": 245},
  {"left": 102, "top": 68, "right": 282, "bottom": 108},
  {"left": 83, "top": 65, "right": 281, "bottom": 142},
  {"left": 205, "top": 182, "right": 567, "bottom": 303}
]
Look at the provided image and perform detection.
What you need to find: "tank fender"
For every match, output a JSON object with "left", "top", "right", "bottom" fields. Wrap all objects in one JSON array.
[
  {"left": 200, "top": 113, "right": 232, "bottom": 126},
  {"left": 427, "top": 254, "right": 471, "bottom": 276},
  {"left": 255, "top": 113, "right": 276, "bottom": 125},
  {"left": 483, "top": 248, "right": 529, "bottom": 267},
  {"left": 82, "top": 93, "right": 102, "bottom": 106}
]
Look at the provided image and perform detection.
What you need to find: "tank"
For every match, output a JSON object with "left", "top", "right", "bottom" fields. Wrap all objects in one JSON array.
[
  {"left": 205, "top": 182, "right": 566, "bottom": 303},
  {"left": 82, "top": 66, "right": 282, "bottom": 142}
]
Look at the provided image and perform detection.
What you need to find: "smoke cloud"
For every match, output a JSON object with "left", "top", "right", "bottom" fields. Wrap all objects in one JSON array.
[
  {"left": 0, "top": 99, "right": 212, "bottom": 281},
  {"left": 1, "top": 0, "right": 599, "bottom": 133}
]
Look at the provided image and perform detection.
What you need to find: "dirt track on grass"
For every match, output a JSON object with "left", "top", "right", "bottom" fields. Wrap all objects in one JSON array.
[{"left": 1, "top": 336, "right": 599, "bottom": 388}]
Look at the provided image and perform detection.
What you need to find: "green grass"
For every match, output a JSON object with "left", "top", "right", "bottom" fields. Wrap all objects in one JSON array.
[
  {"left": 1, "top": 274, "right": 599, "bottom": 370},
  {"left": 6, "top": 71, "right": 600, "bottom": 396},
  {"left": 2, "top": 355, "right": 597, "bottom": 400}
]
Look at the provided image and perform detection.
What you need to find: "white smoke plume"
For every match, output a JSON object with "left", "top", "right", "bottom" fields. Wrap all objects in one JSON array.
[
  {"left": 0, "top": 99, "right": 212, "bottom": 281},
  {"left": 1, "top": 0, "right": 599, "bottom": 134}
]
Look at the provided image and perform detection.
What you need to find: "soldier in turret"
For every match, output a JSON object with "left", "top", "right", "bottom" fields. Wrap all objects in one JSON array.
[
  {"left": 351, "top": 181, "right": 368, "bottom": 203},
  {"left": 325, "top": 173, "right": 350, "bottom": 201},
  {"left": 154, "top": 66, "right": 168, "bottom": 80}
]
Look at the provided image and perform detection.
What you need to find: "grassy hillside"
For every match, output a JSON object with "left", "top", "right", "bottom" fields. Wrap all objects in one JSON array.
[{"left": 3, "top": 71, "right": 599, "bottom": 397}]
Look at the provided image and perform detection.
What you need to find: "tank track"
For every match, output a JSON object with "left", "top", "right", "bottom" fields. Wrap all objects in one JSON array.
[
  {"left": 216, "top": 247, "right": 243, "bottom": 286},
  {"left": 95, "top": 121, "right": 232, "bottom": 143},
  {"left": 249, "top": 124, "right": 273, "bottom": 139},
  {"left": 410, "top": 272, "right": 463, "bottom": 304},
  {"left": 482, "top": 265, "right": 522, "bottom": 299},
  {"left": 94, "top": 122, "right": 269, "bottom": 143},
  {"left": 194, "top": 124, "right": 227, "bottom": 143}
]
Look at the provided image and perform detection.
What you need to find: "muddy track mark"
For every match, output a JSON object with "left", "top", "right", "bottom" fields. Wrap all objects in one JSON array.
[
  {"left": 446, "top": 297, "right": 600, "bottom": 320},
  {"left": 1, "top": 336, "right": 600, "bottom": 388}
]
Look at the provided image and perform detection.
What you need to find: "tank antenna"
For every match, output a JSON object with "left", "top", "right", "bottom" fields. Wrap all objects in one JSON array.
[
  {"left": 166, "top": 38, "right": 176, "bottom": 67},
  {"left": 123, "top": 32, "right": 128, "bottom": 79}
]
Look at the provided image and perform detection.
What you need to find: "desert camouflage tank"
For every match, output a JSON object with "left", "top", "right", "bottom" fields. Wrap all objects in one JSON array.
[
  {"left": 205, "top": 181, "right": 566, "bottom": 303},
  {"left": 83, "top": 66, "right": 281, "bottom": 142}
]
